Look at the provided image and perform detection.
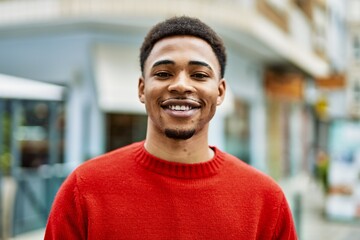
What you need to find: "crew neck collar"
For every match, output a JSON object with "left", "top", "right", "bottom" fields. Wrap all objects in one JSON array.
[{"left": 133, "top": 141, "right": 225, "bottom": 179}]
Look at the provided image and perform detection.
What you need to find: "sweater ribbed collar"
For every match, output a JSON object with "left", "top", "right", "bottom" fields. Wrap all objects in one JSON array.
[{"left": 134, "top": 141, "right": 225, "bottom": 179}]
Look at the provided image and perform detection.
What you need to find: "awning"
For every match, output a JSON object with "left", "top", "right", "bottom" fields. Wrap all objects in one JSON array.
[
  {"left": 0, "top": 73, "right": 64, "bottom": 101},
  {"left": 93, "top": 44, "right": 146, "bottom": 114}
]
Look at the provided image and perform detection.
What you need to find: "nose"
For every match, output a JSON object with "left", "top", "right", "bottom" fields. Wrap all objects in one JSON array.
[{"left": 167, "top": 72, "right": 195, "bottom": 94}]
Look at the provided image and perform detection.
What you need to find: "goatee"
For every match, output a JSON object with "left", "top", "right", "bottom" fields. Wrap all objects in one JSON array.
[{"left": 165, "top": 128, "right": 196, "bottom": 140}]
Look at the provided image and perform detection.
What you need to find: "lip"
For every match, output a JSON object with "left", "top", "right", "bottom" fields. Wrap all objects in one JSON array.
[
  {"left": 163, "top": 108, "right": 198, "bottom": 118},
  {"left": 160, "top": 98, "right": 202, "bottom": 108},
  {"left": 160, "top": 98, "right": 201, "bottom": 118}
]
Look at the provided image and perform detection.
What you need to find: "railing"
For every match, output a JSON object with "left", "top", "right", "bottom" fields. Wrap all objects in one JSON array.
[{"left": 11, "top": 166, "right": 67, "bottom": 236}]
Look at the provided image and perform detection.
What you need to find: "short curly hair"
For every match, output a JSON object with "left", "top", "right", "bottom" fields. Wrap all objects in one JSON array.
[{"left": 140, "top": 16, "right": 227, "bottom": 78}]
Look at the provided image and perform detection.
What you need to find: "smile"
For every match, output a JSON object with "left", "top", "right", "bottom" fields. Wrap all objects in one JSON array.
[
  {"left": 161, "top": 98, "right": 202, "bottom": 109},
  {"left": 160, "top": 98, "right": 201, "bottom": 118},
  {"left": 168, "top": 105, "right": 193, "bottom": 111}
]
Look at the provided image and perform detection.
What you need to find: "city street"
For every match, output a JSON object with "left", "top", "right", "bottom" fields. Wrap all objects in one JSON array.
[
  {"left": 300, "top": 183, "right": 360, "bottom": 240},
  {"left": 281, "top": 174, "right": 360, "bottom": 240},
  {"left": 1, "top": 0, "right": 360, "bottom": 239}
]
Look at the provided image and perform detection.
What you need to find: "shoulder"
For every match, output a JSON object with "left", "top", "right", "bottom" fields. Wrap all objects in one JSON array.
[
  {"left": 68, "top": 141, "right": 144, "bottom": 183},
  {"left": 217, "top": 149, "right": 291, "bottom": 222},
  {"left": 217, "top": 148, "right": 283, "bottom": 195},
  {"left": 81, "top": 141, "right": 142, "bottom": 168}
]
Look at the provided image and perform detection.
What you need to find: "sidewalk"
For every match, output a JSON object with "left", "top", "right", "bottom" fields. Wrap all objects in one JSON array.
[
  {"left": 282, "top": 173, "right": 360, "bottom": 240},
  {"left": 10, "top": 229, "right": 44, "bottom": 240},
  {"left": 300, "top": 184, "right": 360, "bottom": 240}
]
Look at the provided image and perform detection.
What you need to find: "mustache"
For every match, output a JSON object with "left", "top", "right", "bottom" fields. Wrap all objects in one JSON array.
[
  {"left": 161, "top": 97, "right": 201, "bottom": 102},
  {"left": 160, "top": 97, "right": 202, "bottom": 107}
]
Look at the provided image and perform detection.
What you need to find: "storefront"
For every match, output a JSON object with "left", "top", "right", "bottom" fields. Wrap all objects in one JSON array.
[
  {"left": 0, "top": 74, "right": 65, "bottom": 236},
  {"left": 326, "top": 119, "right": 360, "bottom": 221},
  {"left": 264, "top": 69, "right": 314, "bottom": 180}
]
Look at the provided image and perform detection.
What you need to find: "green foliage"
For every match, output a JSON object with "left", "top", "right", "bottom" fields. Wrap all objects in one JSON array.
[
  {"left": 0, "top": 112, "right": 11, "bottom": 175},
  {"left": 0, "top": 152, "right": 11, "bottom": 175}
]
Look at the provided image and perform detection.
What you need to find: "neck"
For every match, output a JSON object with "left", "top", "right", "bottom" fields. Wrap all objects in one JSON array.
[{"left": 144, "top": 125, "right": 213, "bottom": 164}]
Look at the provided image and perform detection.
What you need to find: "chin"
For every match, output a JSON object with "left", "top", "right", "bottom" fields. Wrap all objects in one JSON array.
[{"left": 164, "top": 128, "right": 196, "bottom": 140}]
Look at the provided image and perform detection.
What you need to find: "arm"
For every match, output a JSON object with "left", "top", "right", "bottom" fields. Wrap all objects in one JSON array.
[
  {"left": 273, "top": 195, "right": 298, "bottom": 240},
  {"left": 44, "top": 172, "right": 87, "bottom": 240}
]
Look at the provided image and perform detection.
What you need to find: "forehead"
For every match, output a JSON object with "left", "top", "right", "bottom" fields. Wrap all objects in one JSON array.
[{"left": 145, "top": 36, "right": 220, "bottom": 70}]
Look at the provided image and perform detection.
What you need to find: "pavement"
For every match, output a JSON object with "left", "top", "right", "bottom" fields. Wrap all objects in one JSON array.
[
  {"left": 8, "top": 174, "right": 360, "bottom": 240},
  {"left": 9, "top": 229, "right": 44, "bottom": 240},
  {"left": 298, "top": 181, "right": 360, "bottom": 240},
  {"left": 282, "top": 173, "right": 360, "bottom": 240}
]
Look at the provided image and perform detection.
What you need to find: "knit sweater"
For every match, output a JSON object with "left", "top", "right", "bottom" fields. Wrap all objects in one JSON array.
[{"left": 45, "top": 141, "right": 297, "bottom": 240}]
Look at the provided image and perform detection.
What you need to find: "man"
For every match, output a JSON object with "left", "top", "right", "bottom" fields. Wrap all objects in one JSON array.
[{"left": 45, "top": 16, "right": 297, "bottom": 239}]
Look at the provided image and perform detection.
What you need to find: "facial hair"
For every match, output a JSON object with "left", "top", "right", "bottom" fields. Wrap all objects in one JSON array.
[{"left": 165, "top": 128, "right": 196, "bottom": 140}]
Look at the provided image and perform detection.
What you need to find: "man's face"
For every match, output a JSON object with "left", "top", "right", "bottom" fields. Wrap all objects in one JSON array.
[{"left": 138, "top": 36, "right": 226, "bottom": 140}]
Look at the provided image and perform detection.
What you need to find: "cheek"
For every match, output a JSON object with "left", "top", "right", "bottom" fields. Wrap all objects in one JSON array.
[
  {"left": 203, "top": 88, "right": 221, "bottom": 106},
  {"left": 144, "top": 86, "right": 156, "bottom": 101},
  {"left": 144, "top": 88, "right": 161, "bottom": 111},
  {"left": 208, "top": 104, "right": 217, "bottom": 119},
  {"left": 202, "top": 90, "right": 219, "bottom": 118}
]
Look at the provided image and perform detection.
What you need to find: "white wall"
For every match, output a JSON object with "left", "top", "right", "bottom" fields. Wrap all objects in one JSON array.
[
  {"left": 326, "top": 0, "right": 347, "bottom": 71},
  {"left": 221, "top": 48, "right": 267, "bottom": 170},
  {"left": 288, "top": 7, "right": 312, "bottom": 51}
]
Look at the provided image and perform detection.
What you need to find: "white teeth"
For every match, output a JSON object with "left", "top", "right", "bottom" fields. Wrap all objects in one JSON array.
[{"left": 169, "top": 105, "right": 192, "bottom": 111}]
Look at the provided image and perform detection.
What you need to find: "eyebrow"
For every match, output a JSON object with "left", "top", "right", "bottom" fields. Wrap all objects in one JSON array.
[
  {"left": 151, "top": 59, "right": 213, "bottom": 71},
  {"left": 152, "top": 59, "right": 175, "bottom": 68},
  {"left": 189, "top": 60, "right": 213, "bottom": 71}
]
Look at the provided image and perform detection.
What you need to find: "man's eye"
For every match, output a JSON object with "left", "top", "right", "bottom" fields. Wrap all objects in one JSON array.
[
  {"left": 155, "top": 72, "right": 171, "bottom": 78},
  {"left": 192, "top": 73, "right": 208, "bottom": 79}
]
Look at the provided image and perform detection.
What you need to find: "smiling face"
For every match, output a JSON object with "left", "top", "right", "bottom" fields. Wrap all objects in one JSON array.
[{"left": 138, "top": 36, "right": 226, "bottom": 141}]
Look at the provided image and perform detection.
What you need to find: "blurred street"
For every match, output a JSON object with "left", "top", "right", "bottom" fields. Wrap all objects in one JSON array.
[
  {"left": 1, "top": 0, "right": 360, "bottom": 239},
  {"left": 299, "top": 179, "right": 360, "bottom": 240},
  {"left": 9, "top": 229, "right": 43, "bottom": 240}
]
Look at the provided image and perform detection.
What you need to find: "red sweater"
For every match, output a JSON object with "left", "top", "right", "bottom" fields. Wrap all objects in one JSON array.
[{"left": 45, "top": 141, "right": 297, "bottom": 240}]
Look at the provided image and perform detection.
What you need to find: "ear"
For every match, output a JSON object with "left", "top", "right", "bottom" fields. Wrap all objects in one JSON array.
[
  {"left": 138, "top": 77, "right": 145, "bottom": 104},
  {"left": 217, "top": 79, "right": 226, "bottom": 105}
]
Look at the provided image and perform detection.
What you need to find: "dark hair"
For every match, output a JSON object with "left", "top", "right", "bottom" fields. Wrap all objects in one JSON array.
[{"left": 140, "top": 16, "right": 227, "bottom": 78}]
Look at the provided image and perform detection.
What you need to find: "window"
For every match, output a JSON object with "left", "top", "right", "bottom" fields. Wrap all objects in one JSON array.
[
  {"left": 0, "top": 99, "right": 65, "bottom": 172},
  {"left": 224, "top": 99, "right": 250, "bottom": 164},
  {"left": 106, "top": 114, "right": 147, "bottom": 152},
  {"left": 354, "top": 35, "right": 360, "bottom": 62},
  {"left": 257, "top": 0, "right": 289, "bottom": 31},
  {"left": 19, "top": 101, "right": 65, "bottom": 168},
  {"left": 294, "top": 0, "right": 312, "bottom": 19}
]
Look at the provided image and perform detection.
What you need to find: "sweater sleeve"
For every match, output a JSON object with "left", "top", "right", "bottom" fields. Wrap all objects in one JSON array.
[
  {"left": 273, "top": 195, "right": 298, "bottom": 240},
  {"left": 44, "top": 171, "right": 87, "bottom": 240}
]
